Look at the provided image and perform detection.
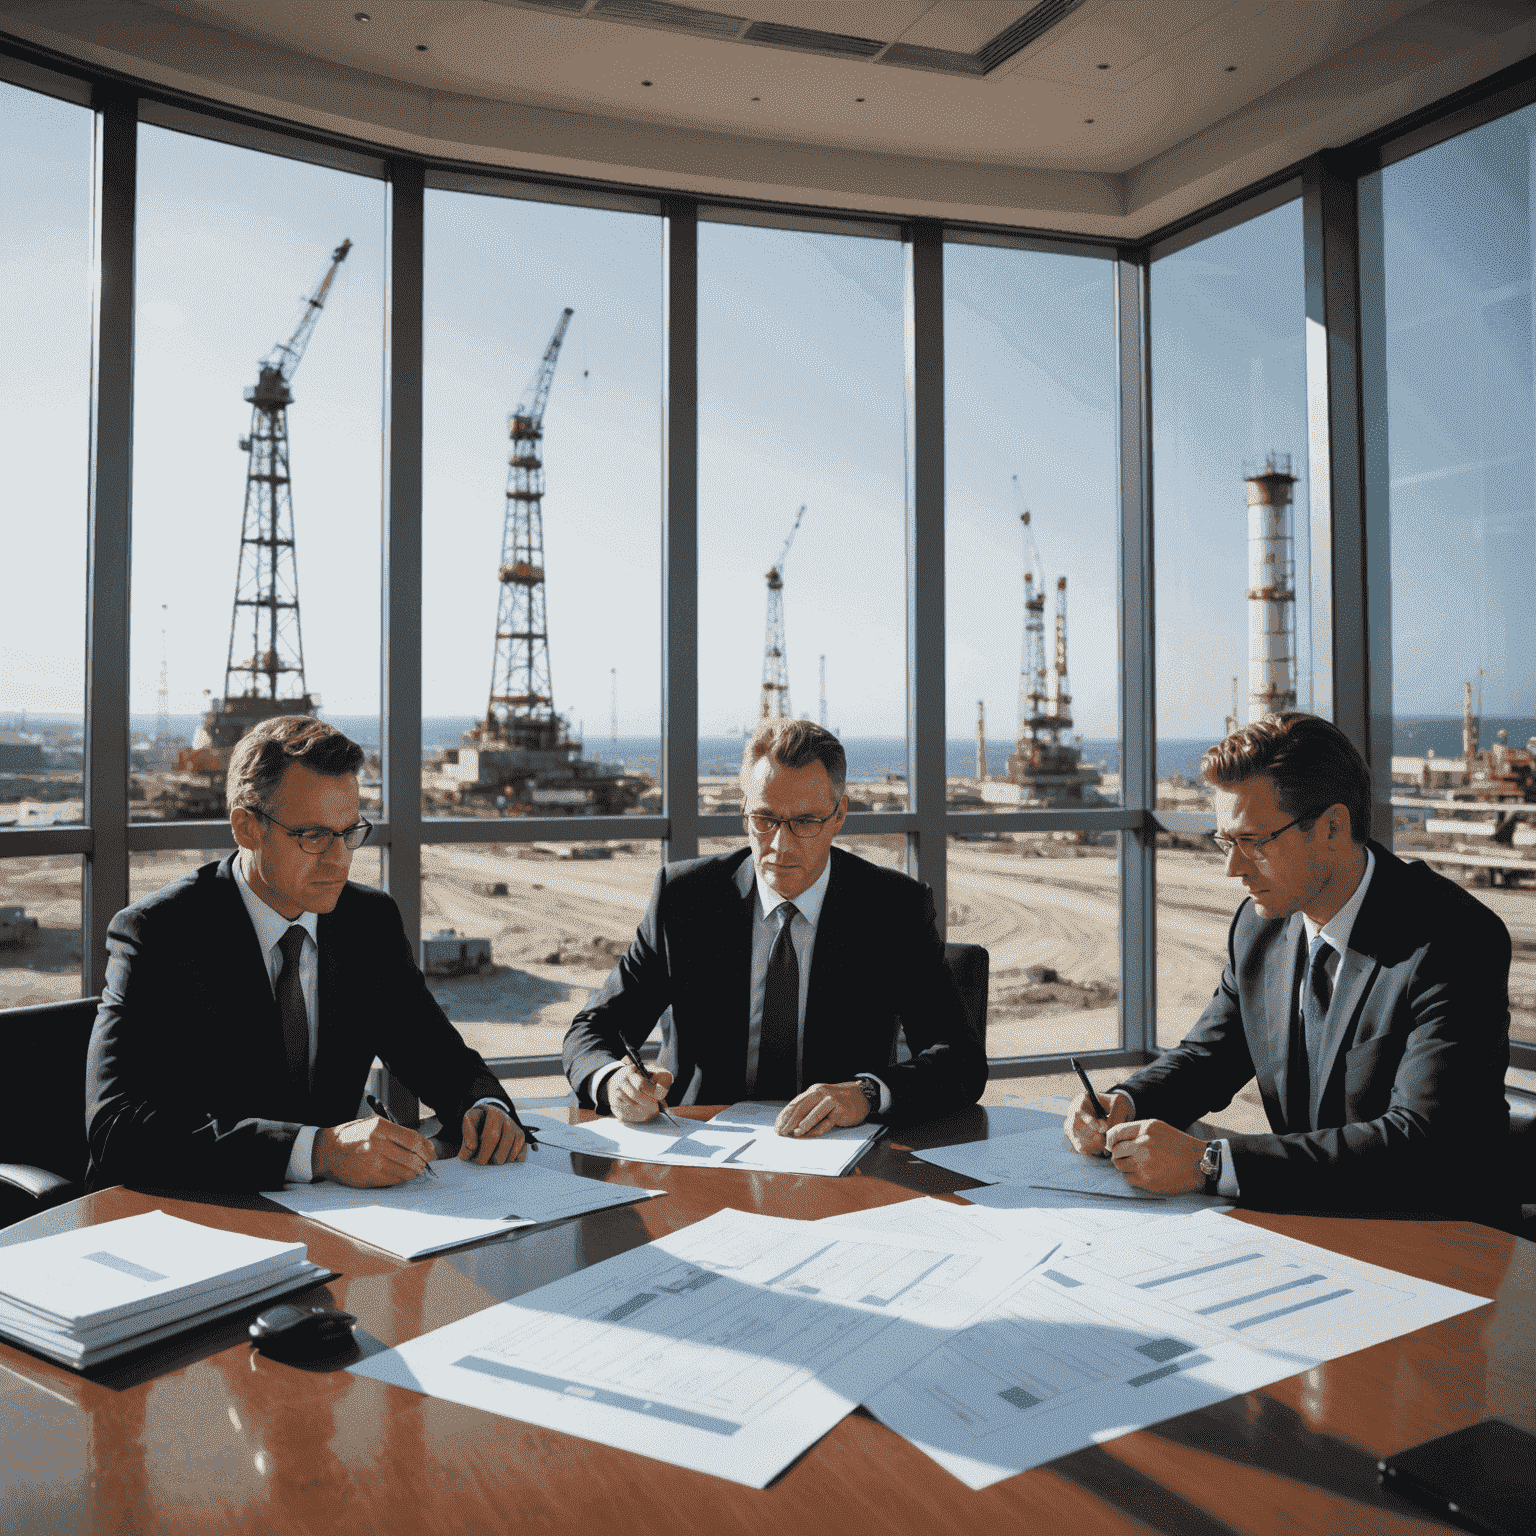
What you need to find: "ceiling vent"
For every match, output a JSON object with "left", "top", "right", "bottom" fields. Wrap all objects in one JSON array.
[
  {"left": 590, "top": 0, "right": 746, "bottom": 42},
  {"left": 975, "top": 0, "right": 1085, "bottom": 74},
  {"left": 510, "top": 0, "right": 588, "bottom": 13},
  {"left": 741, "top": 21, "right": 884, "bottom": 62}
]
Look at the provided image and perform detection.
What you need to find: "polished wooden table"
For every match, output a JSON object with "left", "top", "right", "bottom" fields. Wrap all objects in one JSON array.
[{"left": 1, "top": 1106, "right": 1530, "bottom": 1536}]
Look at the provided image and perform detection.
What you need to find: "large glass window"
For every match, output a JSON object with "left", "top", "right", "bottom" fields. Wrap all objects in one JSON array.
[
  {"left": 0, "top": 80, "right": 92, "bottom": 821},
  {"left": 1150, "top": 199, "right": 1310, "bottom": 1044},
  {"left": 697, "top": 221, "right": 907, "bottom": 819},
  {"left": 421, "top": 187, "right": 661, "bottom": 824},
  {"left": 1365, "top": 105, "right": 1536, "bottom": 1055},
  {"left": 129, "top": 125, "right": 386, "bottom": 820},
  {"left": 0, "top": 857, "right": 84, "bottom": 1007}
]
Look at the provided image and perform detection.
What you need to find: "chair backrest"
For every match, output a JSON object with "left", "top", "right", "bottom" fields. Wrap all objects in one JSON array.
[
  {"left": 0, "top": 996, "right": 102, "bottom": 1183},
  {"left": 943, "top": 942, "right": 989, "bottom": 1052},
  {"left": 1509, "top": 1090, "right": 1535, "bottom": 1230}
]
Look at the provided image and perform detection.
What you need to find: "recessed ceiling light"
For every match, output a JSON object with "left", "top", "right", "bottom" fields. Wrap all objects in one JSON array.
[
  {"left": 354, "top": 10, "right": 370, "bottom": 20},
  {"left": 642, "top": 80, "right": 653, "bottom": 87},
  {"left": 855, "top": 97, "right": 865, "bottom": 103},
  {"left": 416, "top": 43, "right": 428, "bottom": 52},
  {"left": 1096, "top": 62, "right": 1108, "bottom": 70},
  {"left": 1225, "top": 65, "right": 1237, "bottom": 72}
]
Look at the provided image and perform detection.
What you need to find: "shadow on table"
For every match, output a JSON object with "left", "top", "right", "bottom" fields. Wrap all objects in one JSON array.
[{"left": 857, "top": 1104, "right": 1065, "bottom": 1196}]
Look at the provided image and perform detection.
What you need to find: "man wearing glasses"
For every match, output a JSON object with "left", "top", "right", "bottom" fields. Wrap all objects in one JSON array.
[
  {"left": 563, "top": 718, "right": 986, "bottom": 1136},
  {"left": 1064, "top": 712, "right": 1512, "bottom": 1222},
  {"left": 87, "top": 716, "right": 527, "bottom": 1191}
]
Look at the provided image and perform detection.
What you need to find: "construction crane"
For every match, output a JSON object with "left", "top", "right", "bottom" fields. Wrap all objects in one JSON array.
[
  {"left": 1013, "top": 479, "right": 1049, "bottom": 751},
  {"left": 477, "top": 307, "right": 574, "bottom": 749},
  {"left": 759, "top": 504, "right": 805, "bottom": 720},
  {"left": 220, "top": 238, "right": 351, "bottom": 717}
]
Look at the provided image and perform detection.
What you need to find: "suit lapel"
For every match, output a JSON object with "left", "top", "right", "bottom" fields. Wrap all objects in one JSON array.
[
  {"left": 801, "top": 850, "right": 854, "bottom": 1089},
  {"left": 1263, "top": 914, "right": 1306, "bottom": 1123},
  {"left": 715, "top": 855, "right": 758, "bottom": 1097},
  {"left": 1313, "top": 850, "right": 1390, "bottom": 1108},
  {"left": 310, "top": 906, "right": 348, "bottom": 1112},
  {"left": 214, "top": 854, "right": 293, "bottom": 1097}
]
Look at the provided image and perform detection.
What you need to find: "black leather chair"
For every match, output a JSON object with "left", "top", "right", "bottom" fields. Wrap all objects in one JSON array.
[
  {"left": 1509, "top": 1089, "right": 1535, "bottom": 1242},
  {"left": 943, "top": 941, "right": 989, "bottom": 1052},
  {"left": 0, "top": 995, "right": 100, "bottom": 1229}
]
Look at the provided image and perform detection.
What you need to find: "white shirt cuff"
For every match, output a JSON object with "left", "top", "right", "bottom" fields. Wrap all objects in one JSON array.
[
  {"left": 287, "top": 1125, "right": 319, "bottom": 1184},
  {"left": 856, "top": 1074, "right": 892, "bottom": 1114},
  {"left": 589, "top": 1059, "right": 625, "bottom": 1105},
  {"left": 1215, "top": 1139, "right": 1240, "bottom": 1198}
]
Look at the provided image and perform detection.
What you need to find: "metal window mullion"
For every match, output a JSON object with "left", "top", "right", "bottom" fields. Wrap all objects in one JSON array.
[
  {"left": 1116, "top": 254, "right": 1156, "bottom": 1059},
  {"left": 82, "top": 85, "right": 136, "bottom": 998},
  {"left": 383, "top": 160, "right": 424, "bottom": 945},
  {"left": 1303, "top": 153, "right": 1388, "bottom": 841},
  {"left": 662, "top": 199, "right": 699, "bottom": 865},
  {"left": 903, "top": 221, "right": 946, "bottom": 921}
]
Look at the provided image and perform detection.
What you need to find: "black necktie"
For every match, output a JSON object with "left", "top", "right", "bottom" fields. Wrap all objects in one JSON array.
[
  {"left": 1289, "top": 935, "right": 1331, "bottom": 1131},
  {"left": 276, "top": 925, "right": 311, "bottom": 1095},
  {"left": 757, "top": 902, "right": 800, "bottom": 1099}
]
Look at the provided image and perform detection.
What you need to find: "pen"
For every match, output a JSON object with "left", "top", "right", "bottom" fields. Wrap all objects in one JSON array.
[
  {"left": 365, "top": 1092, "right": 439, "bottom": 1178},
  {"left": 620, "top": 1041, "right": 684, "bottom": 1129},
  {"left": 1028, "top": 1183, "right": 1166, "bottom": 1204},
  {"left": 1070, "top": 1055, "right": 1116, "bottom": 1160}
]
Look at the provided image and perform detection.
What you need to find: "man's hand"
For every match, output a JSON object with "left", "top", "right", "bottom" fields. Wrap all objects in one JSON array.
[
  {"left": 313, "top": 1116, "right": 436, "bottom": 1187},
  {"left": 1063, "top": 1089, "right": 1132, "bottom": 1156},
  {"left": 605, "top": 1064, "right": 675, "bottom": 1122},
  {"left": 458, "top": 1103, "right": 526, "bottom": 1165},
  {"left": 1104, "top": 1118, "right": 1208, "bottom": 1194},
  {"left": 775, "top": 1081, "right": 869, "bottom": 1138}
]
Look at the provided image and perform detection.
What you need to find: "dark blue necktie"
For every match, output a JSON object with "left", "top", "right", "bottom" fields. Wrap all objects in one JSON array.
[
  {"left": 757, "top": 902, "right": 800, "bottom": 1100},
  {"left": 1291, "top": 935, "right": 1332, "bottom": 1131},
  {"left": 276, "top": 925, "right": 311, "bottom": 1095}
]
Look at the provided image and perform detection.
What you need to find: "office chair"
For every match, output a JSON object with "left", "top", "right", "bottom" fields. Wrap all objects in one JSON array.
[
  {"left": 1508, "top": 1089, "right": 1535, "bottom": 1242},
  {"left": 0, "top": 995, "right": 100, "bottom": 1230}
]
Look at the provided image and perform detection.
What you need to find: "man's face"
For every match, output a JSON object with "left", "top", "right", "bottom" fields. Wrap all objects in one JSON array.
[
  {"left": 232, "top": 763, "right": 359, "bottom": 919},
  {"left": 1212, "top": 774, "right": 1340, "bottom": 922},
  {"left": 742, "top": 756, "right": 847, "bottom": 902}
]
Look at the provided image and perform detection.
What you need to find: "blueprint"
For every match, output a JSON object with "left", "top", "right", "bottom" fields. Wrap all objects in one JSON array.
[
  {"left": 867, "top": 1207, "right": 1491, "bottom": 1489},
  {"left": 350, "top": 1207, "right": 1053, "bottom": 1487},
  {"left": 262, "top": 1154, "right": 665, "bottom": 1260}
]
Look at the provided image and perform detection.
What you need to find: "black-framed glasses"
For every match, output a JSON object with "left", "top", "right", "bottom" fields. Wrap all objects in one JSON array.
[
  {"left": 251, "top": 808, "right": 373, "bottom": 855},
  {"left": 743, "top": 809, "right": 840, "bottom": 841},
  {"left": 1212, "top": 813, "right": 1313, "bottom": 864}
]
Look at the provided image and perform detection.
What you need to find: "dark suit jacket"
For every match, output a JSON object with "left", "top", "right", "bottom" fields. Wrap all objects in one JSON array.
[
  {"left": 562, "top": 845, "right": 986, "bottom": 1125},
  {"left": 86, "top": 854, "right": 512, "bottom": 1192},
  {"left": 1115, "top": 841, "right": 1512, "bottom": 1218}
]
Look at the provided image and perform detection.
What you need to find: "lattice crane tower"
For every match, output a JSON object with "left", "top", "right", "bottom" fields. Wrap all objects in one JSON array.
[
  {"left": 479, "top": 307, "right": 574, "bottom": 749},
  {"left": 759, "top": 504, "right": 805, "bottom": 720},
  {"left": 222, "top": 239, "right": 351, "bottom": 721},
  {"left": 1244, "top": 452, "right": 1298, "bottom": 721},
  {"left": 1014, "top": 491, "right": 1049, "bottom": 748}
]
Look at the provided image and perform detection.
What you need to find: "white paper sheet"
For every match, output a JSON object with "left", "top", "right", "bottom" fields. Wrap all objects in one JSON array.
[
  {"left": 350, "top": 1207, "right": 1054, "bottom": 1488},
  {"left": 867, "top": 1207, "right": 1492, "bottom": 1490},
  {"left": 262, "top": 1154, "right": 666, "bottom": 1260},
  {"left": 911, "top": 1124, "right": 1183, "bottom": 1201},
  {"left": 522, "top": 1107, "right": 876, "bottom": 1177}
]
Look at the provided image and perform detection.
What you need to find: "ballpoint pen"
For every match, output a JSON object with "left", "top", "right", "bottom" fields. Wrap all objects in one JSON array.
[
  {"left": 1070, "top": 1056, "right": 1114, "bottom": 1159},
  {"left": 366, "top": 1092, "right": 439, "bottom": 1178},
  {"left": 620, "top": 1041, "right": 684, "bottom": 1129}
]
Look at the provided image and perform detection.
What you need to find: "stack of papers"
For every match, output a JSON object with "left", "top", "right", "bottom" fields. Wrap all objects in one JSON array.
[
  {"left": 0, "top": 1210, "right": 325, "bottom": 1370},
  {"left": 262, "top": 1154, "right": 667, "bottom": 1260},
  {"left": 522, "top": 1102, "right": 882, "bottom": 1176}
]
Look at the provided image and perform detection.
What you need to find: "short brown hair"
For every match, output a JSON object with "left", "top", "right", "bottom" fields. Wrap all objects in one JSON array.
[
  {"left": 227, "top": 716, "right": 365, "bottom": 814},
  {"left": 1201, "top": 712, "right": 1371, "bottom": 844},
  {"left": 740, "top": 718, "right": 847, "bottom": 801}
]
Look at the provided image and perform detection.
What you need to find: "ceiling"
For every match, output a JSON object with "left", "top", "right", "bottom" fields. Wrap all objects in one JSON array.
[{"left": 4, "top": 0, "right": 1535, "bottom": 236}]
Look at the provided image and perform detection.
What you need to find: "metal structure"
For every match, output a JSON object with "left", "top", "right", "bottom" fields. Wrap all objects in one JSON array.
[
  {"left": 976, "top": 699, "right": 986, "bottom": 779},
  {"left": 611, "top": 667, "right": 618, "bottom": 750},
  {"left": 478, "top": 307, "right": 574, "bottom": 749},
  {"left": 1244, "top": 453, "right": 1298, "bottom": 721},
  {"left": 818, "top": 654, "right": 827, "bottom": 730},
  {"left": 759, "top": 504, "right": 805, "bottom": 720}
]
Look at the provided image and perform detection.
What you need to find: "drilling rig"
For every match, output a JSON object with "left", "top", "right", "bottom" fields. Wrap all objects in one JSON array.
[
  {"left": 760, "top": 505, "right": 805, "bottom": 720},
  {"left": 150, "top": 239, "right": 351, "bottom": 820},
  {"left": 1002, "top": 482, "right": 1100, "bottom": 805},
  {"left": 433, "top": 307, "right": 641, "bottom": 815}
]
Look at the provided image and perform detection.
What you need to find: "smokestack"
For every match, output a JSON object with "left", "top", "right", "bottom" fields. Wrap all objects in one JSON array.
[{"left": 1244, "top": 453, "right": 1298, "bottom": 721}]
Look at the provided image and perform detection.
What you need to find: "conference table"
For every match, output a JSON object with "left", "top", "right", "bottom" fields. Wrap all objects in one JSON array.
[{"left": 1, "top": 1105, "right": 1530, "bottom": 1536}]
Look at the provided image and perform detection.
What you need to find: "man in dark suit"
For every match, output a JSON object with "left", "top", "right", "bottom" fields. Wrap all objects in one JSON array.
[
  {"left": 563, "top": 718, "right": 986, "bottom": 1135},
  {"left": 1065, "top": 712, "right": 1512, "bottom": 1219},
  {"left": 87, "top": 716, "right": 527, "bottom": 1192}
]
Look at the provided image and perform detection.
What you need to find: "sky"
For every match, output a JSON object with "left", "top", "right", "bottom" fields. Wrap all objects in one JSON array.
[{"left": 3, "top": 78, "right": 1533, "bottom": 750}]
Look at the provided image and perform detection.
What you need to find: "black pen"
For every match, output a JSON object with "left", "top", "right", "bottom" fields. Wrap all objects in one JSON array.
[
  {"left": 1070, "top": 1056, "right": 1114, "bottom": 1160},
  {"left": 366, "top": 1092, "right": 439, "bottom": 1179},
  {"left": 620, "top": 1041, "right": 684, "bottom": 1129}
]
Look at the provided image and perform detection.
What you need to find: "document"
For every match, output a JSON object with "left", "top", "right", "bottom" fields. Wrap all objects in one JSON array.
[
  {"left": 867, "top": 1207, "right": 1491, "bottom": 1490},
  {"left": 522, "top": 1106, "right": 878, "bottom": 1177},
  {"left": 819, "top": 1195, "right": 1079, "bottom": 1250},
  {"left": 351, "top": 1207, "right": 1052, "bottom": 1487},
  {"left": 263, "top": 1154, "right": 666, "bottom": 1260}
]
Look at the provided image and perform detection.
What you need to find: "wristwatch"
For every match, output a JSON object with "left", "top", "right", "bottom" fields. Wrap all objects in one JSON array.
[
  {"left": 856, "top": 1077, "right": 882, "bottom": 1117},
  {"left": 1198, "top": 1140, "right": 1222, "bottom": 1194}
]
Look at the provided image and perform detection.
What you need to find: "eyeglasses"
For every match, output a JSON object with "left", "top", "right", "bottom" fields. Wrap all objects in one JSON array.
[
  {"left": 743, "top": 809, "right": 840, "bottom": 841},
  {"left": 251, "top": 808, "right": 373, "bottom": 855},
  {"left": 1211, "top": 813, "right": 1313, "bottom": 864}
]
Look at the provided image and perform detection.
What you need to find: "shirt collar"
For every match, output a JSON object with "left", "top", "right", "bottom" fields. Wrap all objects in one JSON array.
[
  {"left": 234, "top": 854, "right": 321, "bottom": 957},
  {"left": 1302, "top": 845, "right": 1374, "bottom": 956},
  {"left": 754, "top": 853, "right": 832, "bottom": 929}
]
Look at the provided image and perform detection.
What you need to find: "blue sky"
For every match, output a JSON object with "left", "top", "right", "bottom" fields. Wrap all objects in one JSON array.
[{"left": 3, "top": 79, "right": 1532, "bottom": 746}]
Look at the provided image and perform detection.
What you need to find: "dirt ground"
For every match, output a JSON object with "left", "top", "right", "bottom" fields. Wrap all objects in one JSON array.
[{"left": 4, "top": 840, "right": 1532, "bottom": 1065}]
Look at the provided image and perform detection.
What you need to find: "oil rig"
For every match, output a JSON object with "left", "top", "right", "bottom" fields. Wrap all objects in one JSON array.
[
  {"left": 140, "top": 239, "right": 352, "bottom": 820},
  {"left": 433, "top": 308, "right": 641, "bottom": 815},
  {"left": 759, "top": 505, "right": 805, "bottom": 720},
  {"left": 1000, "top": 489, "right": 1101, "bottom": 804}
]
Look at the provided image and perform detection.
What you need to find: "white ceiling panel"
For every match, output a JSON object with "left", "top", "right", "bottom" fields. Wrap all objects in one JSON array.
[{"left": 896, "top": 2, "right": 1033, "bottom": 54}]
